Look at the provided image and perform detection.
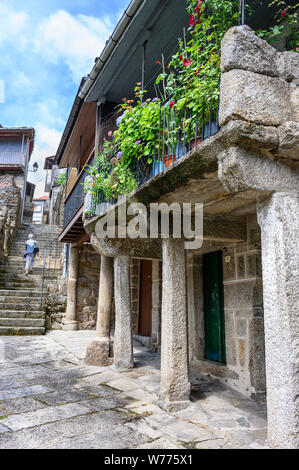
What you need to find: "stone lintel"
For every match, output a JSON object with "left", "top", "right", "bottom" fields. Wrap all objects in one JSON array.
[
  {"left": 218, "top": 147, "right": 299, "bottom": 195},
  {"left": 91, "top": 233, "right": 162, "bottom": 259}
]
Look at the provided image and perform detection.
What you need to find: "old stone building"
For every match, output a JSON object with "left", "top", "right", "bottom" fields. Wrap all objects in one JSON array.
[
  {"left": 0, "top": 126, "right": 36, "bottom": 261},
  {"left": 54, "top": 0, "right": 298, "bottom": 450}
]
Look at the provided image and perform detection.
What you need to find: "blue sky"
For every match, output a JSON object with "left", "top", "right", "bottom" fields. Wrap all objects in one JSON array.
[{"left": 0, "top": 0, "right": 128, "bottom": 196}]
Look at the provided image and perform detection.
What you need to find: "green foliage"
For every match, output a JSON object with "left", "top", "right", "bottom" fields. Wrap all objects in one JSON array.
[
  {"left": 54, "top": 171, "right": 67, "bottom": 186},
  {"left": 155, "top": 0, "right": 240, "bottom": 139},
  {"left": 83, "top": 145, "right": 137, "bottom": 201},
  {"left": 114, "top": 85, "right": 162, "bottom": 166},
  {"left": 256, "top": 1, "right": 299, "bottom": 51}
]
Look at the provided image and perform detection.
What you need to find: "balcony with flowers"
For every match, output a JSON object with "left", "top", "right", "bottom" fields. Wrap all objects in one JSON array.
[{"left": 83, "top": 0, "right": 298, "bottom": 220}]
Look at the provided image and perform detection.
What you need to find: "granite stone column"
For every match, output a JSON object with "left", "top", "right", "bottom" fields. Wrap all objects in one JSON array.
[
  {"left": 63, "top": 246, "right": 79, "bottom": 331},
  {"left": 257, "top": 192, "right": 299, "bottom": 449},
  {"left": 113, "top": 256, "right": 134, "bottom": 370},
  {"left": 85, "top": 255, "right": 114, "bottom": 366},
  {"left": 159, "top": 238, "right": 191, "bottom": 411}
]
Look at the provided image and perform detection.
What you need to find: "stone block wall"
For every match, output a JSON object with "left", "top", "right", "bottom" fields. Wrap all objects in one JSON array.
[
  {"left": 220, "top": 25, "right": 299, "bottom": 170},
  {"left": 0, "top": 175, "right": 21, "bottom": 264},
  {"left": 188, "top": 215, "right": 266, "bottom": 400},
  {"left": 51, "top": 185, "right": 66, "bottom": 227},
  {"left": 76, "top": 245, "right": 101, "bottom": 330},
  {"left": 44, "top": 276, "right": 68, "bottom": 330}
]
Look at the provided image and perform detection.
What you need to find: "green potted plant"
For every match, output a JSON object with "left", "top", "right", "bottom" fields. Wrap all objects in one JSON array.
[{"left": 156, "top": 0, "right": 240, "bottom": 149}]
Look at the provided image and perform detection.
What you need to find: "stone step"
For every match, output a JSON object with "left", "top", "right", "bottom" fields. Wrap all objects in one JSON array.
[
  {"left": 0, "top": 289, "right": 41, "bottom": 297},
  {"left": 11, "top": 247, "right": 61, "bottom": 252},
  {"left": 0, "top": 310, "right": 45, "bottom": 319},
  {"left": 0, "top": 326, "right": 45, "bottom": 336},
  {"left": 5, "top": 256, "right": 61, "bottom": 262},
  {"left": 0, "top": 282, "right": 44, "bottom": 289},
  {"left": 12, "top": 240, "right": 61, "bottom": 244},
  {"left": 4, "top": 266, "right": 58, "bottom": 271},
  {"left": 0, "top": 268, "right": 60, "bottom": 275},
  {"left": 0, "top": 302, "right": 42, "bottom": 311},
  {"left": 0, "top": 318, "right": 45, "bottom": 327}
]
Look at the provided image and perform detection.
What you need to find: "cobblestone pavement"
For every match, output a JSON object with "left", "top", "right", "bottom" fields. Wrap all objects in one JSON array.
[{"left": 0, "top": 332, "right": 268, "bottom": 449}]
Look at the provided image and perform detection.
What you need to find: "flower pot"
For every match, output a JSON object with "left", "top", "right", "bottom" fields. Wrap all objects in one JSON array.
[{"left": 164, "top": 154, "right": 176, "bottom": 168}]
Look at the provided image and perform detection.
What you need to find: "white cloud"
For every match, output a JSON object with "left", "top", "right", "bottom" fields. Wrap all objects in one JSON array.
[
  {"left": 0, "top": 4, "right": 28, "bottom": 46},
  {"left": 35, "top": 9, "right": 113, "bottom": 82},
  {"left": 0, "top": 79, "right": 4, "bottom": 103},
  {"left": 12, "top": 72, "right": 32, "bottom": 90}
]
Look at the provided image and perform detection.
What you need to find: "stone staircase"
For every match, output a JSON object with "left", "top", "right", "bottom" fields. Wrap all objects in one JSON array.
[{"left": 0, "top": 223, "right": 62, "bottom": 335}]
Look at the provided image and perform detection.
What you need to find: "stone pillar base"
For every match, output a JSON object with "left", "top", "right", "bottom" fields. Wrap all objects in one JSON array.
[
  {"left": 112, "top": 358, "right": 134, "bottom": 371},
  {"left": 63, "top": 321, "right": 78, "bottom": 331},
  {"left": 154, "top": 398, "right": 191, "bottom": 413},
  {"left": 84, "top": 338, "right": 112, "bottom": 366}
]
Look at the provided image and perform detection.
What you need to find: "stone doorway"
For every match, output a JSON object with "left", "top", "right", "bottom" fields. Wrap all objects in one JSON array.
[
  {"left": 138, "top": 260, "right": 152, "bottom": 338},
  {"left": 203, "top": 251, "right": 226, "bottom": 364}
]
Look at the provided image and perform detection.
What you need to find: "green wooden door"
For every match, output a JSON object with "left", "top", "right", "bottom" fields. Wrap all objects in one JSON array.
[{"left": 203, "top": 251, "right": 226, "bottom": 363}]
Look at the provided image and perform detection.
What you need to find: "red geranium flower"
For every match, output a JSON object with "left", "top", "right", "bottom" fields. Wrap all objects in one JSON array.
[
  {"left": 183, "top": 59, "right": 191, "bottom": 67},
  {"left": 190, "top": 14, "right": 195, "bottom": 26},
  {"left": 179, "top": 55, "right": 183, "bottom": 61},
  {"left": 281, "top": 10, "right": 286, "bottom": 18},
  {"left": 169, "top": 100, "right": 175, "bottom": 109}
]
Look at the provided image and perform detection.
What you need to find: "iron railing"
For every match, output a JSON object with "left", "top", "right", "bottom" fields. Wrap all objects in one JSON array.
[
  {"left": 40, "top": 241, "right": 61, "bottom": 307},
  {"left": 63, "top": 169, "right": 88, "bottom": 228}
]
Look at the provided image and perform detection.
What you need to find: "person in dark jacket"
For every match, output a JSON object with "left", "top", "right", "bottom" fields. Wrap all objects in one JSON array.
[{"left": 24, "top": 234, "right": 39, "bottom": 276}]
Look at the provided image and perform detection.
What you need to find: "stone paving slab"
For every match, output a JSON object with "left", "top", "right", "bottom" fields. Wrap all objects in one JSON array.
[
  {"left": 37, "top": 410, "right": 131, "bottom": 439},
  {"left": 1, "top": 403, "right": 91, "bottom": 431},
  {"left": 73, "top": 384, "right": 122, "bottom": 398},
  {"left": 0, "top": 385, "right": 53, "bottom": 401},
  {"left": 43, "top": 424, "right": 150, "bottom": 450},
  {"left": 80, "top": 396, "right": 131, "bottom": 412},
  {"left": 0, "top": 424, "right": 11, "bottom": 434},
  {"left": 0, "top": 333, "right": 268, "bottom": 449},
  {"left": 0, "top": 397, "right": 47, "bottom": 416},
  {"left": 33, "top": 389, "right": 95, "bottom": 406},
  {"left": 134, "top": 437, "right": 185, "bottom": 450}
]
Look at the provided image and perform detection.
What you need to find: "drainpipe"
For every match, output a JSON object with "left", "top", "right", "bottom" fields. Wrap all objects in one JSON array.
[{"left": 78, "top": 0, "right": 144, "bottom": 100}]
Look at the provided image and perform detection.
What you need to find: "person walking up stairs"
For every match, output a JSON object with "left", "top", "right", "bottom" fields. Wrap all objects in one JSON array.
[
  {"left": 24, "top": 233, "right": 39, "bottom": 276},
  {"left": 0, "top": 223, "right": 62, "bottom": 335}
]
